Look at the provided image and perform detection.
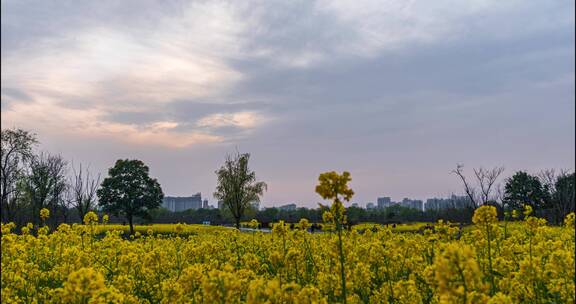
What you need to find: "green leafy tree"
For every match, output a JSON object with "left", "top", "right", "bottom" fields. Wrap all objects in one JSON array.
[
  {"left": 346, "top": 205, "right": 365, "bottom": 225},
  {"left": 503, "top": 171, "right": 548, "bottom": 211},
  {"left": 553, "top": 172, "right": 575, "bottom": 224},
  {"left": 214, "top": 152, "right": 267, "bottom": 229},
  {"left": 97, "top": 159, "right": 163, "bottom": 235}
]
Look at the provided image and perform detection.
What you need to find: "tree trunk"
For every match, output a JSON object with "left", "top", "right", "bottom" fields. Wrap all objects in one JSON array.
[
  {"left": 235, "top": 217, "right": 240, "bottom": 230},
  {"left": 78, "top": 207, "right": 84, "bottom": 223},
  {"left": 128, "top": 215, "right": 134, "bottom": 235}
]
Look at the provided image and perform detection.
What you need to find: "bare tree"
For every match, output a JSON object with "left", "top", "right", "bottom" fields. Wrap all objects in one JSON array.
[
  {"left": 452, "top": 164, "right": 478, "bottom": 208},
  {"left": 495, "top": 183, "right": 506, "bottom": 207},
  {"left": 21, "top": 152, "right": 68, "bottom": 225},
  {"left": 452, "top": 164, "right": 505, "bottom": 209},
  {"left": 474, "top": 167, "right": 505, "bottom": 204},
  {"left": 537, "top": 169, "right": 560, "bottom": 194},
  {"left": 69, "top": 163, "right": 100, "bottom": 222},
  {"left": 0, "top": 128, "right": 37, "bottom": 222},
  {"left": 61, "top": 187, "right": 75, "bottom": 223}
]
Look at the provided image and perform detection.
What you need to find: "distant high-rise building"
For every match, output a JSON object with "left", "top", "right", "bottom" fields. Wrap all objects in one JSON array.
[
  {"left": 218, "top": 200, "right": 224, "bottom": 209},
  {"left": 351, "top": 203, "right": 359, "bottom": 208},
  {"left": 414, "top": 200, "right": 423, "bottom": 211},
  {"left": 425, "top": 198, "right": 443, "bottom": 211},
  {"left": 162, "top": 193, "right": 202, "bottom": 212},
  {"left": 399, "top": 198, "right": 423, "bottom": 211},
  {"left": 202, "top": 199, "right": 208, "bottom": 209},
  {"left": 377, "top": 197, "right": 392, "bottom": 209},
  {"left": 366, "top": 202, "right": 375, "bottom": 209},
  {"left": 389, "top": 198, "right": 422, "bottom": 211},
  {"left": 425, "top": 195, "right": 472, "bottom": 211}
]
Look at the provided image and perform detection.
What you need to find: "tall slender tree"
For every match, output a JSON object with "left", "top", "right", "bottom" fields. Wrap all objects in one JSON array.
[{"left": 214, "top": 152, "right": 267, "bottom": 229}]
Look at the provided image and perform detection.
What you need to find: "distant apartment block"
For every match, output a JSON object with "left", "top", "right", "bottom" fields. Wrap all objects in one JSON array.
[
  {"left": 377, "top": 197, "right": 392, "bottom": 209},
  {"left": 374, "top": 197, "right": 423, "bottom": 211},
  {"left": 162, "top": 193, "right": 203, "bottom": 212},
  {"left": 400, "top": 198, "right": 423, "bottom": 211},
  {"left": 366, "top": 202, "right": 375, "bottom": 209},
  {"left": 425, "top": 195, "right": 472, "bottom": 211}
]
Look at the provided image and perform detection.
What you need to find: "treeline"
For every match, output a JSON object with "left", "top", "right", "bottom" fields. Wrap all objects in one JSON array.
[
  {"left": 1, "top": 127, "right": 574, "bottom": 230},
  {"left": 1, "top": 129, "right": 86, "bottom": 227},
  {"left": 133, "top": 204, "right": 475, "bottom": 227},
  {"left": 99, "top": 201, "right": 573, "bottom": 228},
  {"left": 452, "top": 165, "right": 574, "bottom": 225},
  {"left": 1, "top": 128, "right": 164, "bottom": 235}
]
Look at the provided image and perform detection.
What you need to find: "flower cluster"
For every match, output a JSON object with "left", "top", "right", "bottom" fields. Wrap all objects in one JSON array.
[
  {"left": 83, "top": 211, "right": 99, "bottom": 225},
  {"left": 40, "top": 208, "right": 50, "bottom": 221}
]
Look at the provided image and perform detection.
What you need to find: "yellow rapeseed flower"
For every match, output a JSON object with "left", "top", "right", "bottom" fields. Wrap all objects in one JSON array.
[
  {"left": 40, "top": 208, "right": 50, "bottom": 221},
  {"left": 83, "top": 211, "right": 99, "bottom": 225},
  {"left": 1, "top": 200, "right": 573, "bottom": 303},
  {"left": 472, "top": 205, "right": 498, "bottom": 225}
]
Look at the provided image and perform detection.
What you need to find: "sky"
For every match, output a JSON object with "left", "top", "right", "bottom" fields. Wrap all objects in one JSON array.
[{"left": 1, "top": 0, "right": 574, "bottom": 207}]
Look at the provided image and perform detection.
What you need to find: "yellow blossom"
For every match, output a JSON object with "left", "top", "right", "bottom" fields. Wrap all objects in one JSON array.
[
  {"left": 40, "top": 208, "right": 50, "bottom": 221},
  {"left": 83, "top": 211, "right": 99, "bottom": 225},
  {"left": 472, "top": 205, "right": 498, "bottom": 225}
]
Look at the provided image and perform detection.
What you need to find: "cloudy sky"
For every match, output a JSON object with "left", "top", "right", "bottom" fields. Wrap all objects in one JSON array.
[{"left": 2, "top": 0, "right": 574, "bottom": 207}]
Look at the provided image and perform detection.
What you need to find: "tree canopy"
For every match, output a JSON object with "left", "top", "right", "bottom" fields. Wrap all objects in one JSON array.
[
  {"left": 97, "top": 159, "right": 163, "bottom": 235},
  {"left": 503, "top": 171, "right": 548, "bottom": 211},
  {"left": 552, "top": 172, "right": 575, "bottom": 224}
]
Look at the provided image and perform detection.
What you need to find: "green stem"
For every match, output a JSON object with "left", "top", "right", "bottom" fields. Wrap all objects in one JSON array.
[
  {"left": 337, "top": 222, "right": 347, "bottom": 304},
  {"left": 486, "top": 224, "right": 495, "bottom": 295}
]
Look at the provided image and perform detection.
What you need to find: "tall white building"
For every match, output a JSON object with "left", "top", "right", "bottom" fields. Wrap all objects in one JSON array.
[{"left": 162, "top": 193, "right": 203, "bottom": 212}]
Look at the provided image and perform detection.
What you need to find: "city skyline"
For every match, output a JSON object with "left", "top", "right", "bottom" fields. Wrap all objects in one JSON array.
[
  {"left": 162, "top": 191, "right": 467, "bottom": 210},
  {"left": 2, "top": 1, "right": 574, "bottom": 207}
]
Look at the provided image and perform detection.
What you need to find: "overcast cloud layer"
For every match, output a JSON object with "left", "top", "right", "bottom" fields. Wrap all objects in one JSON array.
[{"left": 2, "top": 0, "right": 574, "bottom": 206}]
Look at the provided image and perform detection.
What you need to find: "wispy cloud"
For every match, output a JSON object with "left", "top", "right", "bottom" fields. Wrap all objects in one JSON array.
[
  {"left": 196, "top": 111, "right": 264, "bottom": 129},
  {"left": 1, "top": 1, "right": 252, "bottom": 145}
]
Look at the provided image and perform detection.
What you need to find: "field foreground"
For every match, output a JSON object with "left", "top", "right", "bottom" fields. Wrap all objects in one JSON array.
[{"left": 1, "top": 210, "right": 575, "bottom": 303}]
